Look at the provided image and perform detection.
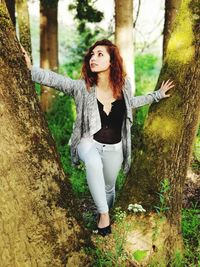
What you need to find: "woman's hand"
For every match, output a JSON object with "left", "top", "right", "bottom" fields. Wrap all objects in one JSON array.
[
  {"left": 20, "top": 45, "right": 32, "bottom": 70},
  {"left": 159, "top": 79, "right": 175, "bottom": 98}
]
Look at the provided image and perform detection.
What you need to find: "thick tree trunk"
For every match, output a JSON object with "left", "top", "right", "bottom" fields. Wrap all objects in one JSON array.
[
  {"left": 0, "top": 3, "right": 90, "bottom": 266},
  {"left": 115, "top": 0, "right": 135, "bottom": 93},
  {"left": 163, "top": 0, "right": 181, "bottom": 58},
  {"left": 5, "top": 0, "right": 16, "bottom": 27},
  {"left": 16, "top": 0, "right": 32, "bottom": 55},
  {"left": 40, "top": 0, "right": 59, "bottom": 112},
  {"left": 118, "top": 0, "right": 200, "bottom": 264}
]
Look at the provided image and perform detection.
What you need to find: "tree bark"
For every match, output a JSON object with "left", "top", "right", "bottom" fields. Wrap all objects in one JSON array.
[
  {"left": 40, "top": 0, "right": 59, "bottom": 112},
  {"left": 16, "top": 0, "right": 32, "bottom": 55},
  {"left": 0, "top": 2, "right": 90, "bottom": 266},
  {"left": 163, "top": 0, "right": 181, "bottom": 59},
  {"left": 118, "top": 0, "right": 200, "bottom": 263},
  {"left": 115, "top": 0, "right": 135, "bottom": 93}
]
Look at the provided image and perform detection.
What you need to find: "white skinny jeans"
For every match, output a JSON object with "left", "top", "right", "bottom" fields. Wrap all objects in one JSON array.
[{"left": 77, "top": 138, "right": 123, "bottom": 213}]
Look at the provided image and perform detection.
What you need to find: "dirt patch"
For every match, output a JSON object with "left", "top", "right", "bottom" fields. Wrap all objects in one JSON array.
[{"left": 183, "top": 167, "right": 200, "bottom": 208}]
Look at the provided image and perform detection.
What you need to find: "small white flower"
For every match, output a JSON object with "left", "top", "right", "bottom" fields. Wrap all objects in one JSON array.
[{"left": 127, "top": 203, "right": 146, "bottom": 213}]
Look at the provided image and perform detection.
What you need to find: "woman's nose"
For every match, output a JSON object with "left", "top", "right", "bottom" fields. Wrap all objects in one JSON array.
[{"left": 90, "top": 55, "right": 96, "bottom": 61}]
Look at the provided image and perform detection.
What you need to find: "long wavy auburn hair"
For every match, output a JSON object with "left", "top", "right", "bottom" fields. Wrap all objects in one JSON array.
[{"left": 81, "top": 39, "right": 126, "bottom": 99}]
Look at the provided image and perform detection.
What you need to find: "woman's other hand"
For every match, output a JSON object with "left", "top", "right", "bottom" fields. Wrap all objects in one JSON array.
[
  {"left": 159, "top": 79, "right": 175, "bottom": 98},
  {"left": 20, "top": 45, "right": 32, "bottom": 70}
]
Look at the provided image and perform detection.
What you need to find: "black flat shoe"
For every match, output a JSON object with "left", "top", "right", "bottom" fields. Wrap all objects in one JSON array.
[{"left": 96, "top": 224, "right": 111, "bottom": 237}]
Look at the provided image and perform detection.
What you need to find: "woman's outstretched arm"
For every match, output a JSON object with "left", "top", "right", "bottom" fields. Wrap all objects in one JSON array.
[
  {"left": 128, "top": 79, "right": 175, "bottom": 108},
  {"left": 21, "top": 45, "right": 82, "bottom": 97}
]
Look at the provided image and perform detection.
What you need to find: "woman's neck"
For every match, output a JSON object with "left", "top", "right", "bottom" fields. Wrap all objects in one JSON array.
[{"left": 97, "top": 70, "right": 111, "bottom": 91}]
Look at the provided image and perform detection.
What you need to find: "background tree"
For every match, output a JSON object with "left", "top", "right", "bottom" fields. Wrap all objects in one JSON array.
[
  {"left": 16, "top": 0, "right": 32, "bottom": 55},
  {"left": 118, "top": 0, "right": 200, "bottom": 263},
  {"left": 163, "top": 0, "right": 181, "bottom": 58},
  {"left": 40, "top": 0, "right": 59, "bottom": 112},
  {"left": 0, "top": 2, "right": 90, "bottom": 265},
  {"left": 5, "top": 0, "right": 16, "bottom": 27},
  {"left": 115, "top": 0, "right": 135, "bottom": 92}
]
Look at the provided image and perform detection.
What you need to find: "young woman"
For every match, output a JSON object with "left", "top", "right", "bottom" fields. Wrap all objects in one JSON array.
[{"left": 22, "top": 39, "right": 174, "bottom": 236}]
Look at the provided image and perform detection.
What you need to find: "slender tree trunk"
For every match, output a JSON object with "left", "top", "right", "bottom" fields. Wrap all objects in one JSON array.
[
  {"left": 0, "top": 2, "right": 90, "bottom": 266},
  {"left": 163, "top": 0, "right": 181, "bottom": 58},
  {"left": 118, "top": 0, "right": 200, "bottom": 264},
  {"left": 16, "top": 0, "right": 32, "bottom": 55},
  {"left": 40, "top": 0, "right": 59, "bottom": 112},
  {"left": 115, "top": 0, "right": 135, "bottom": 93},
  {"left": 5, "top": 0, "right": 16, "bottom": 27}
]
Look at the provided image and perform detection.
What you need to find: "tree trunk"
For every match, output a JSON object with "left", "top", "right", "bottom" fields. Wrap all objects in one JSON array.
[
  {"left": 163, "top": 0, "right": 181, "bottom": 58},
  {"left": 5, "top": 0, "right": 16, "bottom": 27},
  {"left": 16, "top": 0, "right": 32, "bottom": 55},
  {"left": 40, "top": 0, "right": 59, "bottom": 112},
  {"left": 118, "top": 0, "right": 200, "bottom": 264},
  {"left": 115, "top": 0, "right": 135, "bottom": 93},
  {"left": 0, "top": 2, "right": 90, "bottom": 266}
]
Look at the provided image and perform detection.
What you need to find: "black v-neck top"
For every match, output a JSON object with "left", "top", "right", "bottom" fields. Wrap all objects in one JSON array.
[{"left": 93, "top": 95, "right": 126, "bottom": 144}]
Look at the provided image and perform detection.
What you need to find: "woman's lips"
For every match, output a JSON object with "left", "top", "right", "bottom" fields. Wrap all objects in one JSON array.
[{"left": 90, "top": 63, "right": 98, "bottom": 68}]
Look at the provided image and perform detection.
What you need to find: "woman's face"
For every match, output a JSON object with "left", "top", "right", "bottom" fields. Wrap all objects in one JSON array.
[{"left": 89, "top": 45, "right": 111, "bottom": 73}]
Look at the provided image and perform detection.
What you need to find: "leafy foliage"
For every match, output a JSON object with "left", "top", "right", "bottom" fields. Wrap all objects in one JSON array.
[
  {"left": 134, "top": 53, "right": 161, "bottom": 125},
  {"left": 69, "top": 0, "right": 104, "bottom": 33},
  {"left": 132, "top": 250, "right": 148, "bottom": 262},
  {"left": 69, "top": 0, "right": 103, "bottom": 23},
  {"left": 154, "top": 178, "right": 171, "bottom": 215}
]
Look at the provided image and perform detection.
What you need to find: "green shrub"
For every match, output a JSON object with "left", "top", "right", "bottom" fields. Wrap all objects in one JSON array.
[
  {"left": 135, "top": 53, "right": 161, "bottom": 125},
  {"left": 45, "top": 94, "right": 89, "bottom": 196}
]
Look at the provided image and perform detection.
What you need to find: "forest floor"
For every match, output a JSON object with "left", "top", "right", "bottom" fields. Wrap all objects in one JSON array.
[
  {"left": 76, "top": 164, "right": 200, "bottom": 266},
  {"left": 77, "top": 163, "right": 200, "bottom": 229}
]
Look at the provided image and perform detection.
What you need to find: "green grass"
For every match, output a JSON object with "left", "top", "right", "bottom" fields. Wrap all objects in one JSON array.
[
  {"left": 182, "top": 204, "right": 200, "bottom": 266},
  {"left": 85, "top": 208, "right": 131, "bottom": 267}
]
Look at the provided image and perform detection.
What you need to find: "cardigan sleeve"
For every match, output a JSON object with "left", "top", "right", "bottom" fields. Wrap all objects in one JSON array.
[
  {"left": 125, "top": 78, "right": 164, "bottom": 108},
  {"left": 31, "top": 66, "right": 83, "bottom": 97}
]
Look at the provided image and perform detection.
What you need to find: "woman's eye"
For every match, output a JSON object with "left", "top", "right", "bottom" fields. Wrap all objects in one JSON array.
[{"left": 98, "top": 53, "right": 103, "bottom": 57}]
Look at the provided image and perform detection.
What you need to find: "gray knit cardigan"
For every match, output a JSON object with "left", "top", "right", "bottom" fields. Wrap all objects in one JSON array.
[{"left": 31, "top": 66, "right": 163, "bottom": 173}]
